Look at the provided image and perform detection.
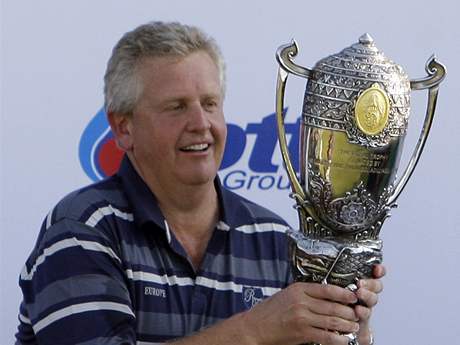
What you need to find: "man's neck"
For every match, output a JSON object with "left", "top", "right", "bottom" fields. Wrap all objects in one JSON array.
[
  {"left": 154, "top": 183, "right": 219, "bottom": 270},
  {"left": 129, "top": 155, "right": 220, "bottom": 269}
]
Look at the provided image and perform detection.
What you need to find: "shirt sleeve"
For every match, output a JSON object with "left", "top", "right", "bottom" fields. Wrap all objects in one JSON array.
[{"left": 16, "top": 217, "right": 136, "bottom": 345}]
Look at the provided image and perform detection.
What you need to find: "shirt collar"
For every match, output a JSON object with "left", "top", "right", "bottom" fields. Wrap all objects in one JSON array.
[
  {"left": 117, "top": 155, "right": 237, "bottom": 230},
  {"left": 117, "top": 156, "right": 166, "bottom": 230}
]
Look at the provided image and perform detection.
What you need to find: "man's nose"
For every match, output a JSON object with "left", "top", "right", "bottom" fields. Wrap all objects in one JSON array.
[{"left": 186, "top": 103, "right": 211, "bottom": 131}]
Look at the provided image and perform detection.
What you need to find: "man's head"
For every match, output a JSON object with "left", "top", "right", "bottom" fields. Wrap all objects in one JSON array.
[
  {"left": 106, "top": 22, "right": 227, "bottom": 191},
  {"left": 104, "top": 21, "right": 226, "bottom": 116}
]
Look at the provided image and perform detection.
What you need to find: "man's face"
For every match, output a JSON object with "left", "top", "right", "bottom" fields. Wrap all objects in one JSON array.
[{"left": 121, "top": 51, "right": 227, "bottom": 189}]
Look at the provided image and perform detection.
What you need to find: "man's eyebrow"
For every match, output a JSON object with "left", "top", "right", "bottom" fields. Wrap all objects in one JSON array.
[
  {"left": 156, "top": 96, "right": 187, "bottom": 106},
  {"left": 202, "top": 92, "right": 223, "bottom": 100}
]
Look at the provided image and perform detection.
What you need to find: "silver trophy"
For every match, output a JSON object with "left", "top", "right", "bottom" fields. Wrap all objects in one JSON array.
[{"left": 275, "top": 34, "right": 445, "bottom": 344}]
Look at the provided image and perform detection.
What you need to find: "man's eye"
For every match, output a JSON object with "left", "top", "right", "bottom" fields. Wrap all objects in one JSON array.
[
  {"left": 167, "top": 103, "right": 185, "bottom": 111},
  {"left": 204, "top": 100, "right": 218, "bottom": 110}
]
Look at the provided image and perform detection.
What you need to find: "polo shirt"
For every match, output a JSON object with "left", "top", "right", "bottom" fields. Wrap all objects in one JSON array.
[{"left": 16, "top": 157, "right": 291, "bottom": 345}]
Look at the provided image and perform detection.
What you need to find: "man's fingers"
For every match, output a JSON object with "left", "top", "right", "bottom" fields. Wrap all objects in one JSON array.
[
  {"left": 307, "top": 313, "right": 360, "bottom": 334},
  {"left": 303, "top": 282, "right": 358, "bottom": 305},
  {"left": 307, "top": 298, "right": 357, "bottom": 321},
  {"left": 354, "top": 304, "right": 371, "bottom": 322},
  {"left": 358, "top": 328, "right": 374, "bottom": 345},
  {"left": 356, "top": 287, "right": 379, "bottom": 308},
  {"left": 359, "top": 278, "right": 383, "bottom": 294}
]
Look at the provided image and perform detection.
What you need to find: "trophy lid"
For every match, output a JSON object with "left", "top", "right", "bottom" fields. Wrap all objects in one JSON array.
[
  {"left": 304, "top": 34, "right": 411, "bottom": 147},
  {"left": 348, "top": 33, "right": 380, "bottom": 55},
  {"left": 314, "top": 33, "right": 408, "bottom": 78},
  {"left": 359, "top": 33, "right": 373, "bottom": 44}
]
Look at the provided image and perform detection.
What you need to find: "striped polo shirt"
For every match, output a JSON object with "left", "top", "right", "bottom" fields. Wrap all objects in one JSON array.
[{"left": 16, "top": 157, "right": 291, "bottom": 344}]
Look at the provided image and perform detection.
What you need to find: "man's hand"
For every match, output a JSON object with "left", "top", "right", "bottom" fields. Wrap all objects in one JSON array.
[
  {"left": 355, "top": 264, "right": 386, "bottom": 345},
  {"left": 172, "top": 266, "right": 386, "bottom": 345},
  {"left": 240, "top": 282, "right": 360, "bottom": 345},
  {"left": 241, "top": 265, "right": 385, "bottom": 345}
]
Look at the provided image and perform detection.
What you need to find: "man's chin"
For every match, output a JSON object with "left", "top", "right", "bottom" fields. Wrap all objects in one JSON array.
[{"left": 179, "top": 172, "right": 216, "bottom": 187}]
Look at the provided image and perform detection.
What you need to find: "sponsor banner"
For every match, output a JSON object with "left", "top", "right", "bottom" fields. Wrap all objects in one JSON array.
[{"left": 79, "top": 108, "right": 301, "bottom": 191}]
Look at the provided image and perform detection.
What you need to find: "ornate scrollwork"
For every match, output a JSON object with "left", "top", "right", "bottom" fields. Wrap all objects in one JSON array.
[
  {"left": 308, "top": 169, "right": 393, "bottom": 236},
  {"left": 288, "top": 229, "right": 383, "bottom": 287}
]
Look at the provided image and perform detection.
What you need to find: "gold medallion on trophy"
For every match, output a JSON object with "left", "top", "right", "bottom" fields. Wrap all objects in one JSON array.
[{"left": 355, "top": 83, "right": 390, "bottom": 136}]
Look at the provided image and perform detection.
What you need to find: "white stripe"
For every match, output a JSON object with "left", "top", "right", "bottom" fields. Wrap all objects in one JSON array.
[
  {"left": 126, "top": 269, "right": 195, "bottom": 287},
  {"left": 85, "top": 205, "right": 134, "bottom": 227},
  {"left": 235, "top": 222, "right": 289, "bottom": 234},
  {"left": 126, "top": 270, "right": 281, "bottom": 296},
  {"left": 21, "top": 238, "right": 121, "bottom": 281},
  {"left": 216, "top": 221, "right": 230, "bottom": 231},
  {"left": 90, "top": 126, "right": 111, "bottom": 181},
  {"left": 45, "top": 209, "right": 53, "bottom": 229},
  {"left": 137, "top": 342, "right": 165, "bottom": 345},
  {"left": 196, "top": 276, "right": 281, "bottom": 296},
  {"left": 164, "top": 220, "right": 172, "bottom": 244},
  {"left": 18, "top": 313, "right": 31, "bottom": 325},
  {"left": 197, "top": 275, "right": 243, "bottom": 292},
  {"left": 33, "top": 301, "right": 134, "bottom": 334}
]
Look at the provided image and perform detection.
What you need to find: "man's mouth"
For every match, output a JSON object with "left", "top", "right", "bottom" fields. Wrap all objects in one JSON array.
[{"left": 180, "top": 143, "right": 210, "bottom": 152}]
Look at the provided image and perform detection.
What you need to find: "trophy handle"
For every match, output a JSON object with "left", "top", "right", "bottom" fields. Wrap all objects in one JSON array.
[
  {"left": 275, "top": 40, "right": 320, "bottom": 221},
  {"left": 276, "top": 40, "right": 313, "bottom": 78},
  {"left": 387, "top": 56, "right": 446, "bottom": 206}
]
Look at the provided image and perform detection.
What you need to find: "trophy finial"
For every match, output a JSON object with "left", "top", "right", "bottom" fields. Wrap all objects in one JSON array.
[{"left": 359, "top": 33, "right": 374, "bottom": 45}]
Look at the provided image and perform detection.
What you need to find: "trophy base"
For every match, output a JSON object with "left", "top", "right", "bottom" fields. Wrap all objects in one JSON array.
[
  {"left": 302, "top": 331, "right": 358, "bottom": 345},
  {"left": 288, "top": 229, "right": 382, "bottom": 287},
  {"left": 289, "top": 229, "right": 377, "bottom": 345}
]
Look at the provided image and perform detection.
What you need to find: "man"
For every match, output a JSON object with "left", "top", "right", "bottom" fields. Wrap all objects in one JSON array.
[{"left": 16, "top": 22, "right": 383, "bottom": 345}]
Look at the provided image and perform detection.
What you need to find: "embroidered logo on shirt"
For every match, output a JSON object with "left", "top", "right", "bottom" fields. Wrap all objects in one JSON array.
[
  {"left": 144, "top": 286, "right": 166, "bottom": 298},
  {"left": 243, "top": 286, "right": 263, "bottom": 309}
]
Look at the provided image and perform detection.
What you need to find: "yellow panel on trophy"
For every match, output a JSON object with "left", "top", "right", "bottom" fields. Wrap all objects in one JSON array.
[{"left": 312, "top": 129, "right": 370, "bottom": 196}]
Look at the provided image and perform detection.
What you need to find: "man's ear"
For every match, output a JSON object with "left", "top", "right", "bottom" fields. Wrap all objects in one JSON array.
[{"left": 107, "top": 111, "right": 133, "bottom": 151}]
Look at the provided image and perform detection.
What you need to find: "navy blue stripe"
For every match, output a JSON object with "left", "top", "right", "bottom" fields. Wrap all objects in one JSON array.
[
  {"left": 205, "top": 230, "right": 288, "bottom": 260},
  {"left": 201, "top": 289, "right": 249, "bottom": 318},
  {"left": 22, "top": 250, "right": 125, "bottom": 300},
  {"left": 32, "top": 294, "right": 132, "bottom": 326},
  {"left": 137, "top": 332, "right": 179, "bottom": 343},
  {"left": 15, "top": 321, "right": 36, "bottom": 345},
  {"left": 129, "top": 263, "right": 191, "bottom": 277},
  {"left": 234, "top": 217, "right": 289, "bottom": 228},
  {"left": 36, "top": 309, "right": 135, "bottom": 343}
]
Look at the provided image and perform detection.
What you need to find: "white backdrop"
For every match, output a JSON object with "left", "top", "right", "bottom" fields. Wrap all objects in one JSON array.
[{"left": 2, "top": 0, "right": 459, "bottom": 343}]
